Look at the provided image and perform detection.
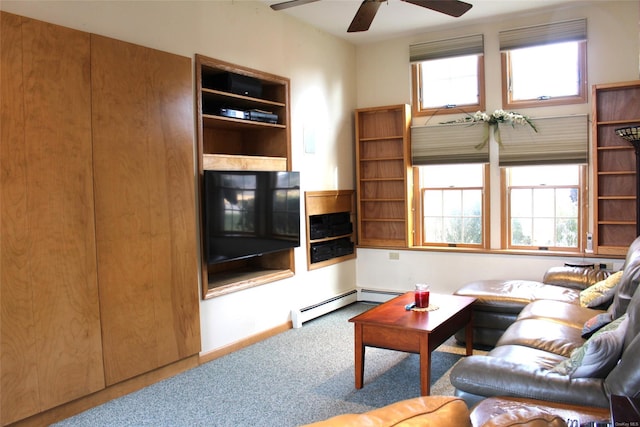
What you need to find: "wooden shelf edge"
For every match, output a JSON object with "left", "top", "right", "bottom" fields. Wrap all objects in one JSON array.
[
  {"left": 596, "top": 246, "right": 629, "bottom": 256},
  {"left": 307, "top": 252, "right": 356, "bottom": 270},
  {"left": 357, "top": 240, "right": 408, "bottom": 248},
  {"left": 359, "top": 136, "right": 404, "bottom": 142},
  {"left": 598, "top": 195, "right": 636, "bottom": 200},
  {"left": 203, "top": 154, "right": 287, "bottom": 171},
  {"left": 201, "top": 87, "right": 285, "bottom": 108},
  {"left": 360, "top": 157, "right": 405, "bottom": 161},
  {"left": 598, "top": 221, "right": 636, "bottom": 225},
  {"left": 204, "top": 269, "right": 295, "bottom": 299},
  {"left": 202, "top": 113, "right": 286, "bottom": 129}
]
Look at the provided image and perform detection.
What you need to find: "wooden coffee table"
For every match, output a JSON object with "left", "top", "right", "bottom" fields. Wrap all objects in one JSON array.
[{"left": 349, "top": 292, "right": 476, "bottom": 396}]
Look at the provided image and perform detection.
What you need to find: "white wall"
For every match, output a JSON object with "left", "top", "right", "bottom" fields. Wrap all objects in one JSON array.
[
  {"left": 0, "top": 0, "right": 358, "bottom": 354},
  {"left": 354, "top": 1, "right": 640, "bottom": 295}
]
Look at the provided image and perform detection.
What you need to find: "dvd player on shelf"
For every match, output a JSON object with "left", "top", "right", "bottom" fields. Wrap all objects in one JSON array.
[{"left": 219, "top": 108, "right": 278, "bottom": 124}]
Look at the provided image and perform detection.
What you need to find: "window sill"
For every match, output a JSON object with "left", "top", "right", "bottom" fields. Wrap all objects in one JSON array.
[{"left": 355, "top": 244, "right": 625, "bottom": 260}]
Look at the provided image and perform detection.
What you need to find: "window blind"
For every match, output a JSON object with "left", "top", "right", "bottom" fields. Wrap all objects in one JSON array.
[
  {"left": 411, "top": 122, "right": 489, "bottom": 165},
  {"left": 499, "top": 18, "right": 587, "bottom": 51},
  {"left": 410, "top": 34, "right": 484, "bottom": 62},
  {"left": 498, "top": 115, "right": 589, "bottom": 166}
]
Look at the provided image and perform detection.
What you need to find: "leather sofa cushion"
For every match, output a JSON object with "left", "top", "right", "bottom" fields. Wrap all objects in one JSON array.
[
  {"left": 496, "top": 318, "right": 584, "bottom": 357},
  {"left": 517, "top": 299, "right": 604, "bottom": 329},
  {"left": 302, "top": 396, "right": 471, "bottom": 427},
  {"left": 481, "top": 409, "right": 567, "bottom": 427},
  {"left": 470, "top": 397, "right": 610, "bottom": 427},
  {"left": 455, "top": 280, "right": 579, "bottom": 313},
  {"left": 543, "top": 266, "right": 611, "bottom": 290},
  {"left": 488, "top": 344, "right": 566, "bottom": 370}
]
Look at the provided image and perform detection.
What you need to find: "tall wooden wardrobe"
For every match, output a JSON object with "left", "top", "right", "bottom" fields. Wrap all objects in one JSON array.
[{"left": 1, "top": 12, "right": 200, "bottom": 425}]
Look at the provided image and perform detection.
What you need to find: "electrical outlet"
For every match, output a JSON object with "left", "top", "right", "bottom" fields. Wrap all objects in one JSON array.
[
  {"left": 389, "top": 252, "right": 400, "bottom": 260},
  {"left": 598, "top": 262, "right": 614, "bottom": 271}
]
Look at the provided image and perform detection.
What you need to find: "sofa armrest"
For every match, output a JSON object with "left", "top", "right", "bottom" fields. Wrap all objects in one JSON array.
[
  {"left": 543, "top": 266, "right": 610, "bottom": 290},
  {"left": 450, "top": 355, "right": 610, "bottom": 408}
]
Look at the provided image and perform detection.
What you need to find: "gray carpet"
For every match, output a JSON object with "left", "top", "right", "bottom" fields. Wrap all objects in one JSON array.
[{"left": 53, "top": 302, "right": 472, "bottom": 427}]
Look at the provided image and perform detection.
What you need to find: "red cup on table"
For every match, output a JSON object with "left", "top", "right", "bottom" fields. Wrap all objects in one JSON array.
[{"left": 414, "top": 283, "right": 430, "bottom": 308}]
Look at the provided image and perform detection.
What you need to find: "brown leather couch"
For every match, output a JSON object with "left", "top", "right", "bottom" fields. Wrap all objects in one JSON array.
[
  {"left": 301, "top": 396, "right": 471, "bottom": 426},
  {"left": 450, "top": 235, "right": 640, "bottom": 409},
  {"left": 301, "top": 395, "right": 610, "bottom": 426},
  {"left": 454, "top": 266, "right": 610, "bottom": 348}
]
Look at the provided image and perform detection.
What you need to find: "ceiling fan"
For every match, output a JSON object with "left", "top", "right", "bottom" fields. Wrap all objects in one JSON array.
[{"left": 270, "top": 0, "right": 473, "bottom": 33}]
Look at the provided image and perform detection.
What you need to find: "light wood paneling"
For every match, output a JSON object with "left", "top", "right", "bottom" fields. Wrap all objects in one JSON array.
[
  {"left": 91, "top": 35, "right": 200, "bottom": 386},
  {"left": 1, "top": 12, "right": 104, "bottom": 425}
]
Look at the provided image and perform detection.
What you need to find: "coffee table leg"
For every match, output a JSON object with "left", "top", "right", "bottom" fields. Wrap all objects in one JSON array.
[
  {"left": 419, "top": 334, "right": 430, "bottom": 396},
  {"left": 354, "top": 323, "right": 364, "bottom": 389},
  {"left": 465, "top": 314, "right": 473, "bottom": 356}
]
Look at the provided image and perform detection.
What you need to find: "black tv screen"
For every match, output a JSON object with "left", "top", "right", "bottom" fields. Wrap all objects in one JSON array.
[{"left": 202, "top": 170, "right": 300, "bottom": 265}]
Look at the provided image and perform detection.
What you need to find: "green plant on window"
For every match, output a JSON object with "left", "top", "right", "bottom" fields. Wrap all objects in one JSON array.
[{"left": 442, "top": 109, "right": 537, "bottom": 147}]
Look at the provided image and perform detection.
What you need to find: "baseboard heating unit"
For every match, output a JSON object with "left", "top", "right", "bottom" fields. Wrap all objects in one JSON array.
[
  {"left": 357, "top": 288, "right": 402, "bottom": 304},
  {"left": 291, "top": 290, "right": 357, "bottom": 328}
]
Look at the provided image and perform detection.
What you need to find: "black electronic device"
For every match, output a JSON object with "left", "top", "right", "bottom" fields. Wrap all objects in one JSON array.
[
  {"left": 247, "top": 109, "right": 278, "bottom": 124},
  {"left": 202, "top": 170, "right": 300, "bottom": 265},
  {"left": 310, "top": 237, "right": 354, "bottom": 263},
  {"left": 220, "top": 108, "right": 248, "bottom": 120},
  {"left": 206, "top": 71, "right": 262, "bottom": 98},
  {"left": 309, "top": 212, "right": 352, "bottom": 240}
]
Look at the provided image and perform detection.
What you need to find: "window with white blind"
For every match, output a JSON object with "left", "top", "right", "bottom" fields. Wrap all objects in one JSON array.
[
  {"left": 500, "top": 19, "right": 588, "bottom": 108},
  {"left": 410, "top": 34, "right": 485, "bottom": 117}
]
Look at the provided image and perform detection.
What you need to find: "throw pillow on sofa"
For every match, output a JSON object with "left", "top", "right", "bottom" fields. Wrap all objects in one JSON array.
[
  {"left": 553, "top": 314, "right": 628, "bottom": 378},
  {"left": 579, "top": 270, "right": 624, "bottom": 308},
  {"left": 582, "top": 312, "right": 613, "bottom": 339}
]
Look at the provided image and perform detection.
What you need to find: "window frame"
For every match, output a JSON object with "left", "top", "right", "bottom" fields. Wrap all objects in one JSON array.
[
  {"left": 413, "top": 164, "right": 490, "bottom": 249},
  {"left": 411, "top": 54, "right": 486, "bottom": 118},
  {"left": 500, "top": 165, "right": 588, "bottom": 252},
  {"left": 501, "top": 40, "right": 588, "bottom": 109}
]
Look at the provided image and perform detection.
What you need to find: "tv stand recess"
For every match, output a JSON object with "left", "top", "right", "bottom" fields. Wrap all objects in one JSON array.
[{"left": 195, "top": 54, "right": 293, "bottom": 299}]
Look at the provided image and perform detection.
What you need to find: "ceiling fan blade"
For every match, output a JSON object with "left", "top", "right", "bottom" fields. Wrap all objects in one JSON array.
[
  {"left": 402, "top": 0, "right": 472, "bottom": 18},
  {"left": 348, "top": 0, "right": 383, "bottom": 33},
  {"left": 270, "top": 0, "right": 321, "bottom": 11}
]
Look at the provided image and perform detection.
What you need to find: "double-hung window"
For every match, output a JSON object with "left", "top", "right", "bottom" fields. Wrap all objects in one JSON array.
[
  {"left": 499, "top": 115, "right": 589, "bottom": 252},
  {"left": 410, "top": 34, "right": 485, "bottom": 117},
  {"left": 410, "top": 34, "right": 488, "bottom": 248},
  {"left": 411, "top": 121, "right": 490, "bottom": 248},
  {"left": 503, "top": 165, "right": 586, "bottom": 250},
  {"left": 416, "top": 164, "right": 488, "bottom": 248},
  {"left": 500, "top": 19, "right": 587, "bottom": 109}
]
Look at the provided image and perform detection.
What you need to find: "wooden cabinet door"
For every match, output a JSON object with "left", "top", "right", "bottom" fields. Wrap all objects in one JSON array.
[
  {"left": 90, "top": 35, "right": 201, "bottom": 385},
  {"left": 1, "top": 12, "right": 104, "bottom": 425}
]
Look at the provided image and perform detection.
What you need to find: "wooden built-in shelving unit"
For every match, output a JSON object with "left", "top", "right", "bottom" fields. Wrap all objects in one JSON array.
[
  {"left": 355, "top": 105, "right": 413, "bottom": 248},
  {"left": 592, "top": 81, "right": 640, "bottom": 256},
  {"left": 305, "top": 190, "right": 356, "bottom": 270},
  {"left": 195, "top": 54, "right": 294, "bottom": 298}
]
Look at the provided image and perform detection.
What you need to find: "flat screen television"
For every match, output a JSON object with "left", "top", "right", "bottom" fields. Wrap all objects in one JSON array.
[{"left": 202, "top": 170, "right": 300, "bottom": 265}]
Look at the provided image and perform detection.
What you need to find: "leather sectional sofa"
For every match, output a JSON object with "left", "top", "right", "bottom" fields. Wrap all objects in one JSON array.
[
  {"left": 450, "top": 235, "right": 640, "bottom": 409},
  {"left": 454, "top": 265, "right": 611, "bottom": 348}
]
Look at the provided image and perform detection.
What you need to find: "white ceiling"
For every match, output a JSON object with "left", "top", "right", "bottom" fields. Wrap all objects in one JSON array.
[{"left": 263, "top": 0, "right": 581, "bottom": 44}]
